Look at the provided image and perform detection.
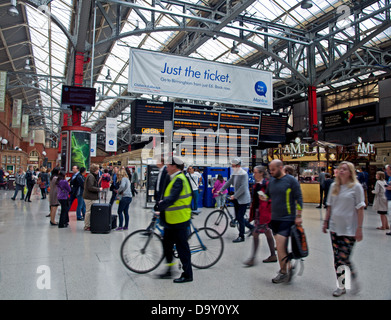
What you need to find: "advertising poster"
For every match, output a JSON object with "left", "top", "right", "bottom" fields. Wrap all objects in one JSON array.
[
  {"left": 71, "top": 131, "right": 90, "bottom": 171},
  {"left": 12, "top": 99, "right": 22, "bottom": 128},
  {"left": 128, "top": 48, "right": 273, "bottom": 109},
  {"left": 0, "top": 71, "right": 7, "bottom": 112},
  {"left": 90, "top": 133, "right": 97, "bottom": 157},
  {"left": 21, "top": 114, "right": 29, "bottom": 138},
  {"left": 105, "top": 117, "right": 117, "bottom": 152}
]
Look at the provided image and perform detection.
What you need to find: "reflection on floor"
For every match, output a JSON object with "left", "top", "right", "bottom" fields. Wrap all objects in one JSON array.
[{"left": 0, "top": 189, "right": 390, "bottom": 300}]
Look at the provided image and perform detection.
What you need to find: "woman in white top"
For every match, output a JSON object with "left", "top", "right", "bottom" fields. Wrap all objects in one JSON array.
[
  {"left": 372, "top": 171, "right": 389, "bottom": 230},
  {"left": 322, "top": 161, "right": 365, "bottom": 297}
]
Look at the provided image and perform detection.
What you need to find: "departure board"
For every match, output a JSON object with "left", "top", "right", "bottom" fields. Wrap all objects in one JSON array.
[
  {"left": 174, "top": 108, "right": 219, "bottom": 123},
  {"left": 259, "top": 111, "right": 288, "bottom": 143},
  {"left": 220, "top": 112, "right": 260, "bottom": 126},
  {"left": 173, "top": 103, "right": 261, "bottom": 146},
  {"left": 131, "top": 99, "right": 174, "bottom": 135}
]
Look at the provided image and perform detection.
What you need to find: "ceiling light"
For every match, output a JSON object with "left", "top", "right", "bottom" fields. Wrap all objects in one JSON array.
[
  {"left": 24, "top": 59, "right": 31, "bottom": 71},
  {"left": 8, "top": 0, "right": 19, "bottom": 17},
  {"left": 231, "top": 41, "right": 239, "bottom": 54},
  {"left": 106, "top": 69, "right": 112, "bottom": 80},
  {"left": 301, "top": 0, "right": 313, "bottom": 9}
]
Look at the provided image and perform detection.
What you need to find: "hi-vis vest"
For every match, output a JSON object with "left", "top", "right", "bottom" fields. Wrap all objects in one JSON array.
[{"left": 163, "top": 172, "right": 192, "bottom": 224}]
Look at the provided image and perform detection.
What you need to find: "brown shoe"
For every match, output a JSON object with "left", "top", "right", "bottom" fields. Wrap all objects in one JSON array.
[
  {"left": 244, "top": 258, "right": 255, "bottom": 267},
  {"left": 263, "top": 255, "right": 277, "bottom": 263}
]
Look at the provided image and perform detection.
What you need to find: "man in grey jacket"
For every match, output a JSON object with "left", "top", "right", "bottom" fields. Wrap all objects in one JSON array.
[{"left": 219, "top": 158, "right": 254, "bottom": 242}]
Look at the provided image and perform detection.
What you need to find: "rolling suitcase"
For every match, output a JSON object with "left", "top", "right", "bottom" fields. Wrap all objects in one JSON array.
[{"left": 90, "top": 202, "right": 112, "bottom": 234}]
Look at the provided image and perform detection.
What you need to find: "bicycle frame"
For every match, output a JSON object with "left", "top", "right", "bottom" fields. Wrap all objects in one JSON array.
[{"left": 149, "top": 212, "right": 206, "bottom": 252}]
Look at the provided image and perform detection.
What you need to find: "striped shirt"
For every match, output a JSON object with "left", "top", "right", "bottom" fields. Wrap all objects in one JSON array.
[{"left": 15, "top": 173, "right": 26, "bottom": 186}]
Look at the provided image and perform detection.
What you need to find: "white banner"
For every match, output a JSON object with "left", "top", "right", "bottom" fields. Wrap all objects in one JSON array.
[
  {"left": 128, "top": 48, "right": 273, "bottom": 109},
  {"left": 105, "top": 118, "right": 117, "bottom": 152},
  {"left": 90, "top": 133, "right": 97, "bottom": 157},
  {"left": 21, "top": 114, "right": 29, "bottom": 138},
  {"left": 0, "top": 71, "right": 7, "bottom": 112},
  {"left": 12, "top": 99, "right": 22, "bottom": 128}
]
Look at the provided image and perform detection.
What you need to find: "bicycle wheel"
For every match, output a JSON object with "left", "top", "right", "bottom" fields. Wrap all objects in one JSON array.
[
  {"left": 120, "top": 229, "right": 164, "bottom": 274},
  {"left": 188, "top": 227, "right": 224, "bottom": 269},
  {"left": 204, "top": 209, "right": 228, "bottom": 236}
]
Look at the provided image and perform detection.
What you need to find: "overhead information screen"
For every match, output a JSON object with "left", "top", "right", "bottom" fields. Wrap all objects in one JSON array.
[
  {"left": 173, "top": 103, "right": 261, "bottom": 146},
  {"left": 259, "top": 111, "right": 288, "bottom": 143},
  {"left": 61, "top": 85, "right": 96, "bottom": 111},
  {"left": 174, "top": 108, "right": 219, "bottom": 123},
  {"left": 131, "top": 99, "right": 174, "bottom": 135}
]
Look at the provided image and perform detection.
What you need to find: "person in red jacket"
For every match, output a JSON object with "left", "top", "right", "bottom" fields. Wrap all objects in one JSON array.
[{"left": 244, "top": 165, "right": 277, "bottom": 266}]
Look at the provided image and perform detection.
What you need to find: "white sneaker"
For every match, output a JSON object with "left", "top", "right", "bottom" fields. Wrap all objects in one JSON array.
[{"left": 332, "top": 287, "right": 346, "bottom": 297}]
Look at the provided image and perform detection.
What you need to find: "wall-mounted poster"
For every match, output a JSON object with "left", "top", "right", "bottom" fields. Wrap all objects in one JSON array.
[{"left": 71, "top": 131, "right": 90, "bottom": 171}]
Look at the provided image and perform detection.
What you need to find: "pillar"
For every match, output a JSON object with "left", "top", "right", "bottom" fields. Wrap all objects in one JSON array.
[{"left": 308, "top": 85, "right": 318, "bottom": 141}]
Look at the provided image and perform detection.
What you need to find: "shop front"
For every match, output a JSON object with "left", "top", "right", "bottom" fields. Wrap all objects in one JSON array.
[{"left": 268, "top": 137, "right": 376, "bottom": 204}]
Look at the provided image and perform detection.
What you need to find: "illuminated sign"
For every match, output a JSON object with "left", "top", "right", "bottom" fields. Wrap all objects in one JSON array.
[{"left": 356, "top": 137, "right": 375, "bottom": 157}]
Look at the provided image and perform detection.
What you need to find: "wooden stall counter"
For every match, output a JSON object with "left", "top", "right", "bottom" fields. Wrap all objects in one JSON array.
[{"left": 300, "top": 182, "right": 320, "bottom": 204}]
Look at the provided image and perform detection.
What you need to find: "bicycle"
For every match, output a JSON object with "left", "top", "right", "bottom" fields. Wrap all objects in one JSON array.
[
  {"left": 204, "top": 196, "right": 250, "bottom": 236},
  {"left": 120, "top": 211, "right": 224, "bottom": 274},
  {"left": 203, "top": 196, "right": 238, "bottom": 236}
]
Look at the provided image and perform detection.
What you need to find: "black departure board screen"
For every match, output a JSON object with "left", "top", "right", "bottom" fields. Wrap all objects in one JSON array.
[
  {"left": 220, "top": 112, "right": 260, "bottom": 126},
  {"left": 323, "top": 103, "right": 378, "bottom": 130},
  {"left": 174, "top": 108, "right": 219, "bottom": 123},
  {"left": 173, "top": 103, "right": 261, "bottom": 146},
  {"left": 61, "top": 85, "right": 96, "bottom": 111},
  {"left": 131, "top": 99, "right": 174, "bottom": 135},
  {"left": 259, "top": 111, "right": 288, "bottom": 143}
]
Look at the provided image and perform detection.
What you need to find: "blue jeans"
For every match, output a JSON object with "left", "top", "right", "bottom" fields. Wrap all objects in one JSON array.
[
  {"left": 191, "top": 190, "right": 199, "bottom": 211},
  {"left": 76, "top": 194, "right": 86, "bottom": 219},
  {"left": 12, "top": 184, "right": 25, "bottom": 200},
  {"left": 118, "top": 197, "right": 132, "bottom": 228}
]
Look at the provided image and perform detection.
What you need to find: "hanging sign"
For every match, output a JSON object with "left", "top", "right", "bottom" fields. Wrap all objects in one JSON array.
[
  {"left": 356, "top": 137, "right": 375, "bottom": 157},
  {"left": 90, "top": 133, "right": 97, "bottom": 157},
  {"left": 0, "top": 71, "right": 6, "bottom": 112},
  {"left": 12, "top": 99, "right": 22, "bottom": 128},
  {"left": 105, "top": 118, "right": 117, "bottom": 152},
  {"left": 21, "top": 114, "right": 29, "bottom": 138},
  {"left": 283, "top": 138, "right": 310, "bottom": 158},
  {"left": 128, "top": 48, "right": 273, "bottom": 109}
]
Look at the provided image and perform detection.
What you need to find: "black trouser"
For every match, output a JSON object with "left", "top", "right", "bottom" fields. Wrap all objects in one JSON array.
[
  {"left": 131, "top": 182, "right": 138, "bottom": 196},
  {"left": 109, "top": 190, "right": 117, "bottom": 207},
  {"left": 163, "top": 220, "right": 193, "bottom": 279},
  {"left": 232, "top": 199, "right": 252, "bottom": 238},
  {"left": 319, "top": 186, "right": 325, "bottom": 206},
  {"left": 58, "top": 199, "right": 70, "bottom": 227},
  {"left": 25, "top": 184, "right": 34, "bottom": 201}
]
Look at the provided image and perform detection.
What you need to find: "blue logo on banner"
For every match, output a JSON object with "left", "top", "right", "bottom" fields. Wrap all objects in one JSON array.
[
  {"left": 109, "top": 140, "right": 114, "bottom": 146},
  {"left": 254, "top": 81, "right": 267, "bottom": 97},
  {"left": 90, "top": 148, "right": 94, "bottom": 153}
]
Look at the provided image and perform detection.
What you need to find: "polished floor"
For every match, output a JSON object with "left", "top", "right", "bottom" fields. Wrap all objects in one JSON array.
[{"left": 0, "top": 188, "right": 390, "bottom": 300}]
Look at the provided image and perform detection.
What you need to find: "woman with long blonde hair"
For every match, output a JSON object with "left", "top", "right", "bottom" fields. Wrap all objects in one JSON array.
[
  {"left": 322, "top": 161, "right": 365, "bottom": 297},
  {"left": 115, "top": 168, "right": 132, "bottom": 231}
]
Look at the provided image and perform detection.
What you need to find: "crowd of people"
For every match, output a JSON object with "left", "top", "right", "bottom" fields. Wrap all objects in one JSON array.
[
  {"left": 4, "top": 164, "right": 140, "bottom": 231},
  {"left": 3, "top": 159, "right": 391, "bottom": 296}
]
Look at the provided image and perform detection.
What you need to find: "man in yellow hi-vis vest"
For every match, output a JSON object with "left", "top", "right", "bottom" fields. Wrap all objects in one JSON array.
[{"left": 156, "top": 157, "right": 193, "bottom": 283}]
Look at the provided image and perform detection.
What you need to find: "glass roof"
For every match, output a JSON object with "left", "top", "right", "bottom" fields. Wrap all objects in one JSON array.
[{"left": 21, "top": 0, "right": 391, "bottom": 135}]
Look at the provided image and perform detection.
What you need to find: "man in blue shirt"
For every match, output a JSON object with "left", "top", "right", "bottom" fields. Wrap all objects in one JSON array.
[
  {"left": 263, "top": 159, "right": 303, "bottom": 283},
  {"left": 385, "top": 165, "right": 391, "bottom": 236}
]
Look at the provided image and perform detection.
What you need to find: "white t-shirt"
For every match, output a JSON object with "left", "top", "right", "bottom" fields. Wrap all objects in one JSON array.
[
  {"left": 187, "top": 172, "right": 201, "bottom": 191},
  {"left": 326, "top": 182, "right": 365, "bottom": 236}
]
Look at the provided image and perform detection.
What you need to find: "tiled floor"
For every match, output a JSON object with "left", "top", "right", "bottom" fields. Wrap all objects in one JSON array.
[{"left": 0, "top": 189, "right": 390, "bottom": 300}]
